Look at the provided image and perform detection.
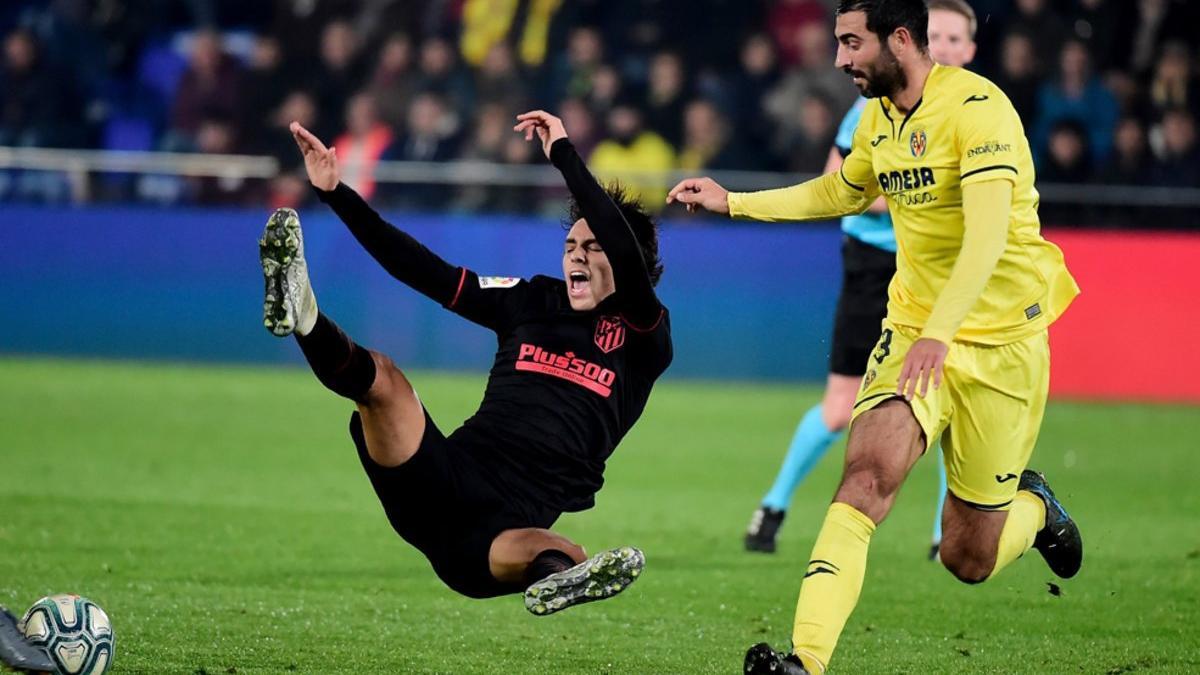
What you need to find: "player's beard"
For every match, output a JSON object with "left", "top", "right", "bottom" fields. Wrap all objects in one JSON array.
[{"left": 849, "top": 45, "right": 907, "bottom": 99}]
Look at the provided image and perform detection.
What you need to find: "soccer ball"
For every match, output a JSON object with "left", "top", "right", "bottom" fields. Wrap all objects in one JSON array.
[{"left": 18, "top": 595, "right": 114, "bottom": 674}]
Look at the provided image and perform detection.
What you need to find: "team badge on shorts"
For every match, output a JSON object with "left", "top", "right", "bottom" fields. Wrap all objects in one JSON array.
[
  {"left": 862, "top": 369, "right": 877, "bottom": 391},
  {"left": 594, "top": 315, "right": 626, "bottom": 354},
  {"left": 909, "top": 129, "right": 928, "bottom": 158}
]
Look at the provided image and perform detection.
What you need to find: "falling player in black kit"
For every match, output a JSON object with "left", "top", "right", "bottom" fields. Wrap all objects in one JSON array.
[{"left": 259, "top": 111, "right": 671, "bottom": 614}]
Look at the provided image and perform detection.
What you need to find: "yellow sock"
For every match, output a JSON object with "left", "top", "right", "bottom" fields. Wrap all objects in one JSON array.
[
  {"left": 990, "top": 489, "right": 1046, "bottom": 577},
  {"left": 791, "top": 502, "right": 876, "bottom": 674}
]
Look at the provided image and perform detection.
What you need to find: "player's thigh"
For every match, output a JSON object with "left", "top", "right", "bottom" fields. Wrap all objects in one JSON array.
[
  {"left": 356, "top": 350, "right": 426, "bottom": 467},
  {"left": 851, "top": 321, "right": 952, "bottom": 454},
  {"left": 942, "top": 332, "right": 1050, "bottom": 510}
]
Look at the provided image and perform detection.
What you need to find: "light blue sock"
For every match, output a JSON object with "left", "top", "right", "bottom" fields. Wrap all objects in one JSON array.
[
  {"left": 932, "top": 445, "right": 947, "bottom": 543},
  {"left": 761, "top": 404, "right": 842, "bottom": 511}
]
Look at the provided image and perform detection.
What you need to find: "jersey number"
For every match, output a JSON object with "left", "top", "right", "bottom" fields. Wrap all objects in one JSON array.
[{"left": 872, "top": 329, "right": 894, "bottom": 364}]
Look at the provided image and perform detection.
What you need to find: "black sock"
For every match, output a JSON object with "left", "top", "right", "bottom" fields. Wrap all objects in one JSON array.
[
  {"left": 295, "top": 312, "right": 377, "bottom": 403},
  {"left": 524, "top": 549, "right": 577, "bottom": 586}
]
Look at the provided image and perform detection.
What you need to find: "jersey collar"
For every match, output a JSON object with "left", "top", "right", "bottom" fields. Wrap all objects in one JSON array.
[{"left": 880, "top": 62, "right": 947, "bottom": 119}]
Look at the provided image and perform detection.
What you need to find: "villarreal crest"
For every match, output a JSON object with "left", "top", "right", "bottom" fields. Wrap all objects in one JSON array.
[
  {"left": 594, "top": 315, "right": 625, "bottom": 353},
  {"left": 909, "top": 129, "right": 928, "bottom": 158}
]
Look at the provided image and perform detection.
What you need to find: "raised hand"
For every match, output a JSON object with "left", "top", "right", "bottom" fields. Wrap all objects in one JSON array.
[
  {"left": 290, "top": 121, "right": 339, "bottom": 191},
  {"left": 666, "top": 177, "right": 730, "bottom": 215},
  {"left": 514, "top": 110, "right": 569, "bottom": 160}
]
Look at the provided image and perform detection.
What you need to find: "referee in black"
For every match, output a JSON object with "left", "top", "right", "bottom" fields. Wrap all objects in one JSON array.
[{"left": 258, "top": 111, "right": 671, "bottom": 615}]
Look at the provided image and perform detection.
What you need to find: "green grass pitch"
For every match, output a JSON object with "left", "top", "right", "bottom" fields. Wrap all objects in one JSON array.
[{"left": 1, "top": 358, "right": 1198, "bottom": 673}]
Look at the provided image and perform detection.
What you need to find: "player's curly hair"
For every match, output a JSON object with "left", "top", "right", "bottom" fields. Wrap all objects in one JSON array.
[
  {"left": 566, "top": 182, "right": 664, "bottom": 287},
  {"left": 836, "top": 0, "right": 929, "bottom": 52}
]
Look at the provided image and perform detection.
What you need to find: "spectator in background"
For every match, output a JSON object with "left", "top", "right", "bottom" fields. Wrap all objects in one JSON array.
[
  {"left": 992, "top": 30, "right": 1041, "bottom": 126},
  {"left": 765, "top": 22, "right": 857, "bottom": 150},
  {"left": 1038, "top": 119, "right": 1093, "bottom": 226},
  {"left": 1098, "top": 118, "right": 1153, "bottom": 185},
  {"left": 587, "top": 63, "right": 623, "bottom": 119},
  {"left": 270, "top": 0, "right": 357, "bottom": 73},
  {"left": 644, "top": 51, "right": 689, "bottom": 148},
  {"left": 170, "top": 30, "right": 242, "bottom": 144},
  {"left": 782, "top": 95, "right": 837, "bottom": 175},
  {"left": 258, "top": 89, "right": 320, "bottom": 169},
  {"left": 457, "top": 102, "right": 520, "bottom": 212},
  {"left": 1151, "top": 108, "right": 1200, "bottom": 188},
  {"left": 589, "top": 101, "right": 675, "bottom": 211},
  {"left": 557, "top": 97, "right": 599, "bottom": 159},
  {"left": 1034, "top": 39, "right": 1118, "bottom": 165},
  {"left": 391, "top": 91, "right": 459, "bottom": 162},
  {"left": 368, "top": 33, "right": 417, "bottom": 132},
  {"left": 998, "top": 0, "right": 1067, "bottom": 74},
  {"left": 474, "top": 42, "right": 527, "bottom": 111},
  {"left": 766, "top": 0, "right": 827, "bottom": 69},
  {"left": 333, "top": 92, "right": 394, "bottom": 200},
  {"left": 1127, "top": 0, "right": 1196, "bottom": 77},
  {"left": 1148, "top": 43, "right": 1199, "bottom": 119},
  {"left": 192, "top": 115, "right": 251, "bottom": 205},
  {"left": 459, "top": 102, "right": 511, "bottom": 164},
  {"left": 356, "top": 1, "right": 439, "bottom": 50},
  {"left": 1041, "top": 119, "right": 1093, "bottom": 183},
  {"left": 0, "top": 29, "right": 74, "bottom": 147},
  {"left": 542, "top": 26, "right": 605, "bottom": 104},
  {"left": 413, "top": 36, "right": 473, "bottom": 125},
  {"left": 677, "top": 99, "right": 751, "bottom": 171},
  {"left": 238, "top": 35, "right": 292, "bottom": 145},
  {"left": 459, "top": 0, "right": 563, "bottom": 70},
  {"left": 383, "top": 91, "right": 459, "bottom": 208},
  {"left": 489, "top": 132, "right": 540, "bottom": 212},
  {"left": 731, "top": 33, "right": 783, "bottom": 168},
  {"left": 1097, "top": 117, "right": 1153, "bottom": 226},
  {"left": 310, "top": 20, "right": 365, "bottom": 141}
]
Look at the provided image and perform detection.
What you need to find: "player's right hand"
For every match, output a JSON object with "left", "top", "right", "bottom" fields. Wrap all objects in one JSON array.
[
  {"left": 289, "top": 121, "right": 339, "bottom": 191},
  {"left": 666, "top": 177, "right": 730, "bottom": 215}
]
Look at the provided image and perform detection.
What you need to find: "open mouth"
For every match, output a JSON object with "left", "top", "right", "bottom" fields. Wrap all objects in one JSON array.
[{"left": 568, "top": 271, "right": 591, "bottom": 298}]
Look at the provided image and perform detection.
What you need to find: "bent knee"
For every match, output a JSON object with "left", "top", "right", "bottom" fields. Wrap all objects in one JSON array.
[
  {"left": 362, "top": 352, "right": 413, "bottom": 404},
  {"left": 834, "top": 467, "right": 897, "bottom": 522}
]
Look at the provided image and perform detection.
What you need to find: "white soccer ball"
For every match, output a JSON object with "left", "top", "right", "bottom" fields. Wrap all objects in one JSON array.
[{"left": 18, "top": 594, "right": 114, "bottom": 674}]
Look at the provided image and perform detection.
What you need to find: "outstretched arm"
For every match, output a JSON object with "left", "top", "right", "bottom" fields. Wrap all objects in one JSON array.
[
  {"left": 515, "top": 110, "right": 663, "bottom": 328},
  {"left": 290, "top": 121, "right": 462, "bottom": 305},
  {"left": 666, "top": 170, "right": 875, "bottom": 222}
]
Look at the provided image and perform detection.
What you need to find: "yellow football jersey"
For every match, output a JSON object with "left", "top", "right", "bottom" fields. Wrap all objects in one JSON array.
[{"left": 840, "top": 64, "right": 1079, "bottom": 345}]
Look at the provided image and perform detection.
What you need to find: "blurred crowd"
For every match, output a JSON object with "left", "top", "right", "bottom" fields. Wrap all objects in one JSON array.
[{"left": 1, "top": 0, "right": 1198, "bottom": 223}]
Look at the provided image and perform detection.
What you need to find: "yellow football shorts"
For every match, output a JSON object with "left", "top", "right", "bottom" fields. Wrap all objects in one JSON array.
[{"left": 851, "top": 319, "right": 1050, "bottom": 510}]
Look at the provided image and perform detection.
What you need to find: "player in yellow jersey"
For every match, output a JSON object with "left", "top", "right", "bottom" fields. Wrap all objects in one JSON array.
[{"left": 668, "top": 1, "right": 1083, "bottom": 673}]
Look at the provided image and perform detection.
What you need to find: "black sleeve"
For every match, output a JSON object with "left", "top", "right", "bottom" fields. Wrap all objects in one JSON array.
[
  {"left": 548, "top": 138, "right": 664, "bottom": 329},
  {"left": 315, "top": 182, "right": 526, "bottom": 331}
]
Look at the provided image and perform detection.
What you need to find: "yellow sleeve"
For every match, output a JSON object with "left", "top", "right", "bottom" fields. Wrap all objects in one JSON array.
[
  {"left": 920, "top": 179, "right": 1012, "bottom": 343},
  {"left": 957, "top": 86, "right": 1024, "bottom": 187},
  {"left": 726, "top": 171, "right": 874, "bottom": 222}
]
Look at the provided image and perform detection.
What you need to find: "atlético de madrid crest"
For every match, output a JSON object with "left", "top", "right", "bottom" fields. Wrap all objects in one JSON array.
[
  {"left": 594, "top": 315, "right": 626, "bottom": 353},
  {"left": 909, "top": 129, "right": 928, "bottom": 158}
]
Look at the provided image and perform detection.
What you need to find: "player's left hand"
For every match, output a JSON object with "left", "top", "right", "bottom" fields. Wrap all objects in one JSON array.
[
  {"left": 514, "top": 110, "right": 568, "bottom": 159},
  {"left": 896, "top": 338, "right": 948, "bottom": 400}
]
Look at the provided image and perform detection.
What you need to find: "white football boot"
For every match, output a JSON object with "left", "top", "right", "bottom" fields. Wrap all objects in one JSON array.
[
  {"left": 524, "top": 546, "right": 645, "bottom": 616},
  {"left": 260, "top": 208, "right": 318, "bottom": 337}
]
